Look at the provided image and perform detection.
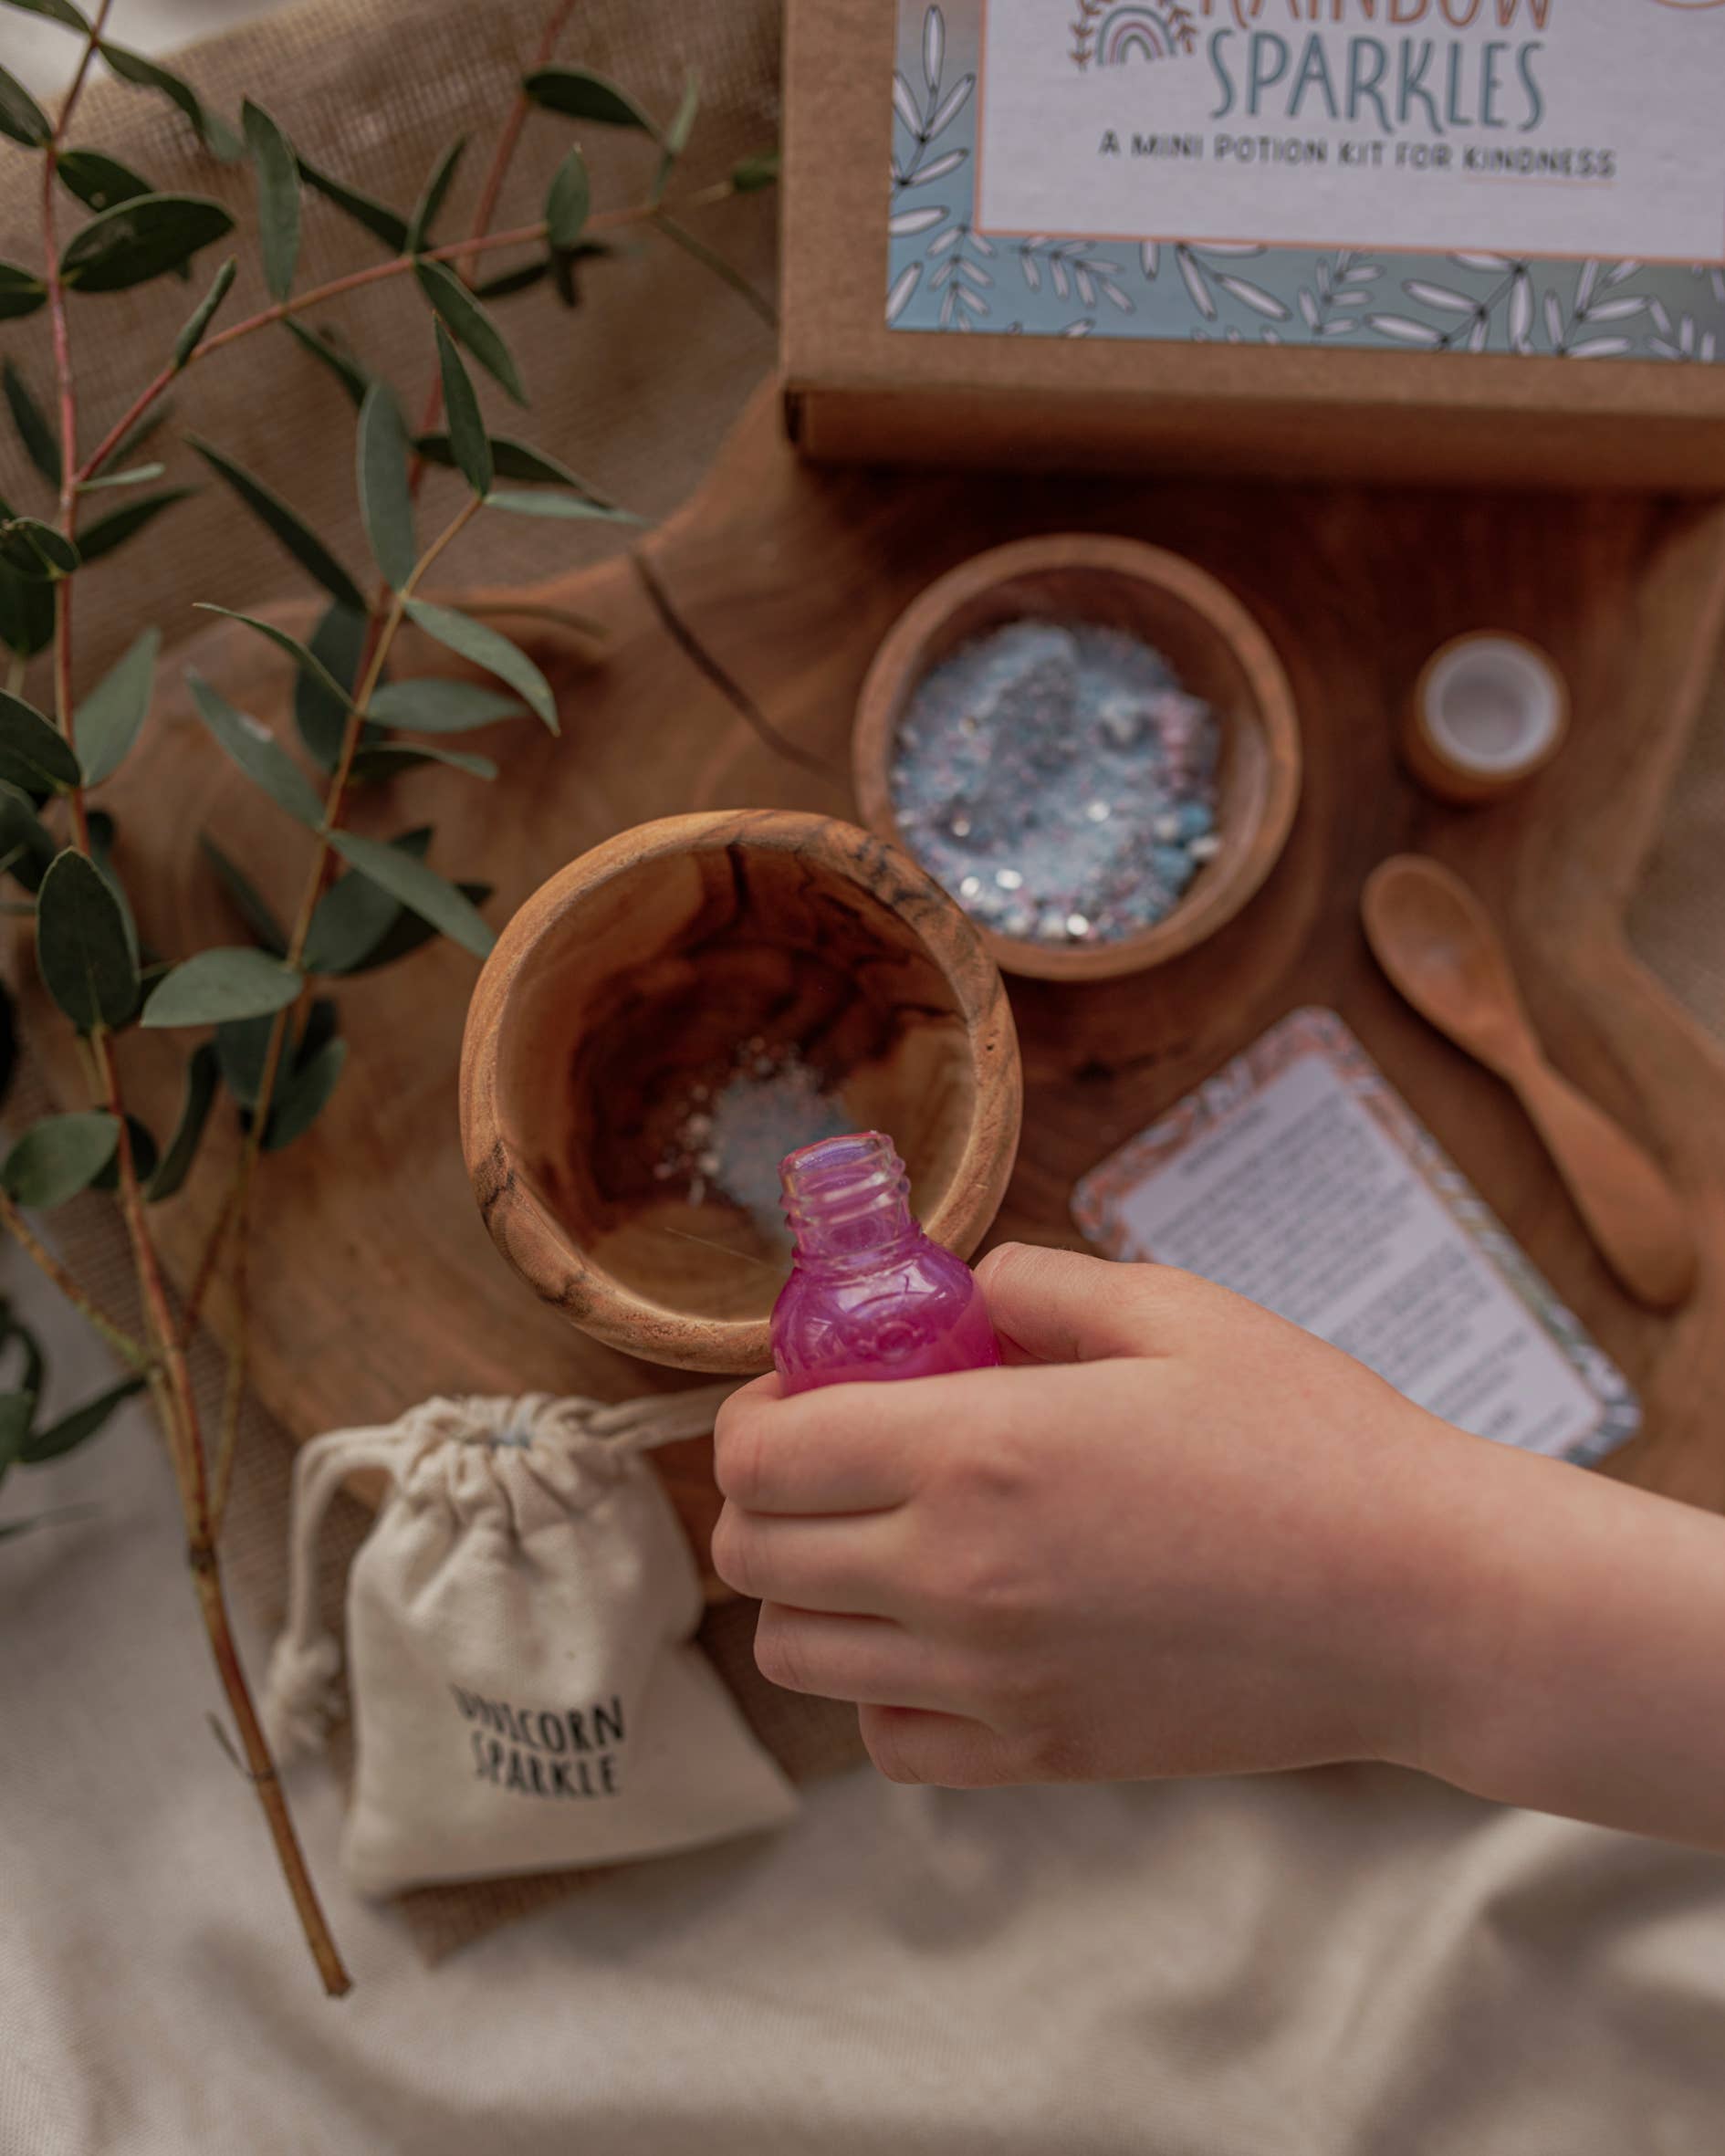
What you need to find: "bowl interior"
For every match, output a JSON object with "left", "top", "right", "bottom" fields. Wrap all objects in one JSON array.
[
  {"left": 490, "top": 840, "right": 982, "bottom": 1325},
  {"left": 866, "top": 550, "right": 1291, "bottom": 975}
]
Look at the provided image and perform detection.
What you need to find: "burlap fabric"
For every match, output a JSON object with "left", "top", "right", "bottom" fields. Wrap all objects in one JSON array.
[{"left": 3, "top": 0, "right": 1724, "bottom": 1971}]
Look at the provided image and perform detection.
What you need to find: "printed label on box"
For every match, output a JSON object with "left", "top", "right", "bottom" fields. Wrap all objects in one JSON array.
[
  {"left": 886, "top": 0, "right": 1725, "bottom": 360},
  {"left": 1071, "top": 1009, "right": 1639, "bottom": 1464}
]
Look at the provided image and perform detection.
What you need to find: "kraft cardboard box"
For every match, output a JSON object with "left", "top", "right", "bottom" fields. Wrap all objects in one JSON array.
[{"left": 781, "top": 0, "right": 1725, "bottom": 487}]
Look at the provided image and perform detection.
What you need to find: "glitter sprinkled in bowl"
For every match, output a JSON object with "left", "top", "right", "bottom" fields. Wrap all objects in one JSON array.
[{"left": 889, "top": 619, "right": 1220, "bottom": 947}]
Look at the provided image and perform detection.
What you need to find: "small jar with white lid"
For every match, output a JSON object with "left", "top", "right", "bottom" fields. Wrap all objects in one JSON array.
[{"left": 1401, "top": 633, "right": 1569, "bottom": 806}]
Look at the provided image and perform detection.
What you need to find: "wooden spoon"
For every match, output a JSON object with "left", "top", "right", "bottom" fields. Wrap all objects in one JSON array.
[{"left": 1363, "top": 855, "right": 1696, "bottom": 1311}]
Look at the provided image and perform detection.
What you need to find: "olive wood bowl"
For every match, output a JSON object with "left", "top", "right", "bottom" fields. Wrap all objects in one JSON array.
[
  {"left": 459, "top": 809, "right": 1022, "bottom": 1374},
  {"left": 852, "top": 533, "right": 1302, "bottom": 982}
]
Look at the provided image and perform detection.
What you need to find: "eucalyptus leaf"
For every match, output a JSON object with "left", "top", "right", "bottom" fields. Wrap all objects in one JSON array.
[
  {"left": 0, "top": 63, "right": 51, "bottom": 148},
  {"left": 0, "top": 519, "right": 78, "bottom": 579},
  {"left": 187, "top": 437, "right": 366, "bottom": 611},
  {"left": 91, "top": 1113, "right": 156, "bottom": 1192},
  {"left": 295, "top": 156, "right": 408, "bottom": 250},
  {"left": 57, "top": 147, "right": 153, "bottom": 214},
  {"left": 301, "top": 825, "right": 429, "bottom": 973},
  {"left": 0, "top": 566, "right": 53, "bottom": 657},
  {"left": 171, "top": 254, "right": 236, "bottom": 368},
  {"left": 0, "top": 692, "right": 81, "bottom": 794},
  {"left": 328, "top": 827, "right": 494, "bottom": 958},
  {"left": 199, "top": 833, "right": 287, "bottom": 954},
  {"left": 0, "top": 1390, "right": 31, "bottom": 1476},
  {"left": 524, "top": 66, "right": 659, "bottom": 137},
  {"left": 484, "top": 489, "right": 635, "bottom": 524},
  {"left": 356, "top": 384, "right": 416, "bottom": 591},
  {"left": 263, "top": 1035, "right": 346, "bottom": 1151},
  {"left": 652, "top": 73, "right": 699, "bottom": 203},
  {"left": 22, "top": 1375, "right": 145, "bottom": 1462},
  {"left": 0, "top": 264, "right": 47, "bottom": 321},
  {"left": 544, "top": 146, "right": 590, "bottom": 250},
  {"left": 186, "top": 669, "right": 325, "bottom": 829},
  {"left": 35, "top": 851, "right": 137, "bottom": 1030},
  {"left": 99, "top": 44, "right": 243, "bottom": 159},
  {"left": 0, "top": 1296, "right": 47, "bottom": 1404},
  {"left": 5, "top": 0, "right": 92, "bottom": 26},
  {"left": 73, "top": 626, "right": 158, "bottom": 785},
  {"left": 78, "top": 462, "right": 167, "bottom": 492},
  {"left": 401, "top": 598, "right": 556, "bottom": 732},
  {"left": 74, "top": 487, "right": 193, "bottom": 565},
  {"left": 472, "top": 260, "right": 549, "bottom": 303},
  {"left": 0, "top": 782, "right": 55, "bottom": 890},
  {"left": 413, "top": 259, "right": 525, "bottom": 404},
  {"left": 193, "top": 604, "right": 352, "bottom": 712},
  {"left": 414, "top": 431, "right": 609, "bottom": 497},
  {"left": 730, "top": 148, "right": 779, "bottom": 194},
  {"left": 283, "top": 318, "right": 376, "bottom": 407},
  {"left": 366, "top": 677, "right": 523, "bottom": 732},
  {"left": 214, "top": 1012, "right": 271, "bottom": 1107},
  {"left": 349, "top": 741, "right": 497, "bottom": 782},
  {"left": 145, "top": 1041, "right": 217, "bottom": 1199},
  {"left": 141, "top": 946, "right": 303, "bottom": 1028},
  {"left": 0, "top": 1112, "right": 120, "bottom": 1206},
  {"left": 84, "top": 808, "right": 140, "bottom": 968},
  {"left": 434, "top": 321, "right": 491, "bottom": 497},
  {"left": 295, "top": 601, "right": 371, "bottom": 769},
  {"left": 60, "top": 194, "right": 236, "bottom": 294},
  {"left": 342, "top": 878, "right": 489, "bottom": 974},
  {"left": 3, "top": 362, "right": 59, "bottom": 487},
  {"left": 241, "top": 99, "right": 300, "bottom": 301},
  {"left": 407, "top": 136, "right": 465, "bottom": 256}
]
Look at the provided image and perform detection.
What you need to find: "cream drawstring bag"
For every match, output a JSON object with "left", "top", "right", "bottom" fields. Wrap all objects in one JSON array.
[{"left": 262, "top": 1389, "right": 799, "bottom": 1898}]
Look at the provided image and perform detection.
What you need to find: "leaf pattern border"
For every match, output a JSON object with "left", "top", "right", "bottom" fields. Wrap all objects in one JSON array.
[{"left": 885, "top": 3, "right": 1725, "bottom": 364}]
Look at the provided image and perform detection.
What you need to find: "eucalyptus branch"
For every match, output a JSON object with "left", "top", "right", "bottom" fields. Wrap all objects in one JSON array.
[
  {"left": 0, "top": 0, "right": 778, "bottom": 2004},
  {"left": 0, "top": 1188, "right": 150, "bottom": 1370},
  {"left": 206, "top": 495, "right": 481, "bottom": 1536}
]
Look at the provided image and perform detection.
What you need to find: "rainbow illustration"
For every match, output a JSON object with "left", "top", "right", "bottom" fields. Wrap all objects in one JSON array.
[{"left": 1094, "top": 4, "right": 1194, "bottom": 67}]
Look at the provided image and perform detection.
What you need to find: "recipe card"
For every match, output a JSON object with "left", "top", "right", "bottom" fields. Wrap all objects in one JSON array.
[{"left": 1072, "top": 1008, "right": 1637, "bottom": 1465}]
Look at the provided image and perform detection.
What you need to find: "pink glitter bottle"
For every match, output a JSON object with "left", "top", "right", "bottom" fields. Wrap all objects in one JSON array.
[{"left": 770, "top": 1131, "right": 1001, "bottom": 1394}]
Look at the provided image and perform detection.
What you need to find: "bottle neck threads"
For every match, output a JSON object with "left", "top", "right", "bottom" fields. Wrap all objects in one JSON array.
[{"left": 779, "top": 1132, "right": 917, "bottom": 1269}]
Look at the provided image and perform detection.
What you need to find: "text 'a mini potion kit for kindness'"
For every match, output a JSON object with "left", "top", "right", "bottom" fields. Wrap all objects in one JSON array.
[{"left": 781, "top": 0, "right": 1725, "bottom": 486}]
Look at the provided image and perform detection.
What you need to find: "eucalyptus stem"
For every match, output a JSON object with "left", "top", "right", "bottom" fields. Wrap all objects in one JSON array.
[
  {"left": 205, "top": 495, "right": 482, "bottom": 1537},
  {"left": 75, "top": 174, "right": 744, "bottom": 488},
  {"left": 0, "top": 1188, "right": 151, "bottom": 1370},
  {"left": 28, "top": 8, "right": 352, "bottom": 2000}
]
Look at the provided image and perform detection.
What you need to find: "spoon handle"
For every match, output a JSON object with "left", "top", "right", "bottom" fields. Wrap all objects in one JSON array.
[{"left": 1510, "top": 1058, "right": 1697, "bottom": 1310}]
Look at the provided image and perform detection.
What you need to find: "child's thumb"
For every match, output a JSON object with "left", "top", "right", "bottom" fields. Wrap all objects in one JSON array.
[{"left": 974, "top": 1243, "right": 1170, "bottom": 1365}]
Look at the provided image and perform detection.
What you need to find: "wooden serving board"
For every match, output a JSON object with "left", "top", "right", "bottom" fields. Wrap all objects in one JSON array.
[{"left": 37, "top": 379, "right": 1725, "bottom": 1551}]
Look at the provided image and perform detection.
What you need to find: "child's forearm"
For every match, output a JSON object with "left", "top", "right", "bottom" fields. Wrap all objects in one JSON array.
[{"left": 1412, "top": 1440, "right": 1725, "bottom": 1851}]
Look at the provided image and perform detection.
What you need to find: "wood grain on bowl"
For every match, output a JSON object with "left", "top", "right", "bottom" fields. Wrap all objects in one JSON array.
[{"left": 459, "top": 809, "right": 1022, "bottom": 1374}]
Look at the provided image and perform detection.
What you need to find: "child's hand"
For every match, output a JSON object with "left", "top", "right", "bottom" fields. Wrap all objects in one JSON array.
[{"left": 713, "top": 1244, "right": 1479, "bottom": 1790}]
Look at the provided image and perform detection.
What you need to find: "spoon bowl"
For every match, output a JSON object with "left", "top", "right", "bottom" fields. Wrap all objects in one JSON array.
[{"left": 1363, "top": 853, "right": 1695, "bottom": 1311}]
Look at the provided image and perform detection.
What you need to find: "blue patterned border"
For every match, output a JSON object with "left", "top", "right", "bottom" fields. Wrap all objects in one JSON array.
[{"left": 888, "top": 2, "right": 1725, "bottom": 361}]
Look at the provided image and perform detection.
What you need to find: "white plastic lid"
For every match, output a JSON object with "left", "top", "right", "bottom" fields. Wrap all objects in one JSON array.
[{"left": 1421, "top": 635, "right": 1564, "bottom": 777}]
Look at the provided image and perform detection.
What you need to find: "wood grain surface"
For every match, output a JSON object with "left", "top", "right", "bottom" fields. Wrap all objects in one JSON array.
[{"left": 30, "top": 378, "right": 1725, "bottom": 1554}]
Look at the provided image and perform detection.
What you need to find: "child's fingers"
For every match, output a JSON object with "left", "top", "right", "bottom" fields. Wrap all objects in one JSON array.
[
  {"left": 710, "top": 1507, "right": 904, "bottom": 1616},
  {"left": 857, "top": 1703, "right": 1025, "bottom": 1787},
  {"left": 714, "top": 1383, "right": 921, "bottom": 1515},
  {"left": 975, "top": 1243, "right": 1176, "bottom": 1366},
  {"left": 753, "top": 1606, "right": 957, "bottom": 1710}
]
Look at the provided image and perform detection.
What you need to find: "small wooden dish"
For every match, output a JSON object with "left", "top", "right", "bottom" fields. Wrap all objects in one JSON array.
[
  {"left": 458, "top": 809, "right": 1022, "bottom": 1375},
  {"left": 852, "top": 534, "right": 1302, "bottom": 982}
]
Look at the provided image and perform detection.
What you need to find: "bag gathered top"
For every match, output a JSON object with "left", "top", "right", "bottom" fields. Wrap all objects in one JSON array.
[{"left": 262, "top": 1388, "right": 799, "bottom": 1899}]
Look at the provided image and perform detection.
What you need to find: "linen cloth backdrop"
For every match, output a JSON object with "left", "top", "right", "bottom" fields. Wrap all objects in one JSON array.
[{"left": 3, "top": 0, "right": 1725, "bottom": 2150}]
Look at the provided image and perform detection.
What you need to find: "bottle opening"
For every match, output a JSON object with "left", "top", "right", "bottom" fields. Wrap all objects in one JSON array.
[{"left": 779, "top": 1131, "right": 915, "bottom": 1265}]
